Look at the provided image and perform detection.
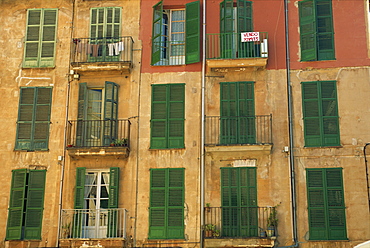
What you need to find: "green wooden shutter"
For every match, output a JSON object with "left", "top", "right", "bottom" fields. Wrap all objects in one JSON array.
[
  {"left": 76, "top": 83, "right": 87, "bottom": 147},
  {"left": 299, "top": 0, "right": 317, "bottom": 61},
  {"left": 108, "top": 167, "right": 120, "bottom": 238},
  {"left": 168, "top": 84, "right": 185, "bottom": 148},
  {"left": 302, "top": 82, "right": 321, "bottom": 147},
  {"left": 167, "top": 168, "right": 185, "bottom": 238},
  {"left": 221, "top": 167, "right": 257, "bottom": 237},
  {"left": 24, "top": 170, "right": 46, "bottom": 240},
  {"left": 307, "top": 168, "right": 347, "bottom": 240},
  {"left": 104, "top": 82, "right": 119, "bottom": 145},
  {"left": 316, "top": 0, "right": 335, "bottom": 60},
  {"left": 149, "top": 169, "right": 167, "bottom": 238},
  {"left": 320, "top": 81, "right": 339, "bottom": 146},
  {"left": 185, "top": 1, "right": 200, "bottom": 64},
  {"left": 151, "top": 85, "right": 168, "bottom": 149},
  {"left": 74, "top": 167, "right": 86, "bottom": 209},
  {"left": 237, "top": 0, "right": 253, "bottom": 58},
  {"left": 24, "top": 9, "right": 57, "bottom": 68},
  {"left": 220, "top": 0, "right": 235, "bottom": 59},
  {"left": 6, "top": 169, "right": 27, "bottom": 240},
  {"left": 16, "top": 88, "right": 52, "bottom": 151},
  {"left": 151, "top": 1, "right": 163, "bottom": 65},
  {"left": 238, "top": 82, "right": 255, "bottom": 143}
]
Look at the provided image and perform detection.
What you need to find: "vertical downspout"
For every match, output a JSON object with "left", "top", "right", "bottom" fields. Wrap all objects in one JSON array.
[
  {"left": 200, "top": 0, "right": 206, "bottom": 247},
  {"left": 363, "top": 143, "right": 370, "bottom": 213},
  {"left": 56, "top": 0, "right": 75, "bottom": 246},
  {"left": 284, "top": 0, "right": 299, "bottom": 246}
]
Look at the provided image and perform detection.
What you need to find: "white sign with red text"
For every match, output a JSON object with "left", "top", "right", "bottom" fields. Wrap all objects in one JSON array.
[{"left": 241, "top": 32, "right": 260, "bottom": 42}]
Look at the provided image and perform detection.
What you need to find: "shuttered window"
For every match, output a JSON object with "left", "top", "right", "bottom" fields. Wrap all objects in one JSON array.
[
  {"left": 149, "top": 168, "right": 185, "bottom": 239},
  {"left": 23, "top": 9, "right": 58, "bottom": 68},
  {"left": 299, "top": 0, "right": 335, "bottom": 61},
  {"left": 6, "top": 169, "right": 46, "bottom": 240},
  {"left": 221, "top": 167, "right": 258, "bottom": 237},
  {"left": 306, "top": 168, "right": 347, "bottom": 240},
  {"left": 151, "top": 84, "right": 185, "bottom": 149},
  {"left": 151, "top": 1, "right": 200, "bottom": 65},
  {"left": 15, "top": 87, "right": 52, "bottom": 151},
  {"left": 302, "top": 81, "right": 340, "bottom": 147}
]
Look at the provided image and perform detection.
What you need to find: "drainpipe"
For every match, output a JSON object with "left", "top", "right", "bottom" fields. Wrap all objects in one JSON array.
[
  {"left": 56, "top": 0, "right": 75, "bottom": 246},
  {"left": 363, "top": 143, "right": 370, "bottom": 213},
  {"left": 282, "top": 0, "right": 299, "bottom": 247},
  {"left": 200, "top": 0, "right": 206, "bottom": 247}
]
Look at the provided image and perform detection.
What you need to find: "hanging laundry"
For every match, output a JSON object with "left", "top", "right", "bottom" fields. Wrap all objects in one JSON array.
[
  {"left": 108, "top": 43, "right": 115, "bottom": 56},
  {"left": 92, "top": 44, "right": 100, "bottom": 57}
]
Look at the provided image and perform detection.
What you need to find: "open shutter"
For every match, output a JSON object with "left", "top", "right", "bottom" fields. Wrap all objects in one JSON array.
[
  {"left": 302, "top": 82, "right": 321, "bottom": 147},
  {"left": 151, "top": 1, "right": 163, "bottom": 65},
  {"left": 320, "top": 81, "right": 339, "bottom": 146},
  {"left": 149, "top": 169, "right": 167, "bottom": 239},
  {"left": 24, "top": 170, "right": 46, "bottom": 240},
  {"left": 33, "top": 88, "right": 52, "bottom": 150},
  {"left": 104, "top": 82, "right": 119, "bottom": 145},
  {"left": 16, "top": 88, "right": 35, "bottom": 150},
  {"left": 107, "top": 167, "right": 120, "bottom": 237},
  {"left": 220, "top": 0, "right": 235, "bottom": 58},
  {"left": 167, "top": 168, "right": 185, "bottom": 238},
  {"left": 74, "top": 167, "right": 86, "bottom": 209},
  {"left": 39, "top": 9, "right": 57, "bottom": 67},
  {"left": 316, "top": 0, "right": 335, "bottom": 60},
  {"left": 151, "top": 85, "right": 167, "bottom": 149},
  {"left": 6, "top": 169, "right": 27, "bottom": 240},
  {"left": 185, "top": 1, "right": 200, "bottom": 64},
  {"left": 76, "top": 83, "right": 87, "bottom": 147},
  {"left": 326, "top": 169, "right": 347, "bottom": 240},
  {"left": 299, "top": 0, "right": 317, "bottom": 61},
  {"left": 168, "top": 84, "right": 185, "bottom": 148}
]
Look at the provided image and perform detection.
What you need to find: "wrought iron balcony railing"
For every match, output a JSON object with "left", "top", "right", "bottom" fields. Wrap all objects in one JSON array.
[
  {"left": 60, "top": 208, "right": 128, "bottom": 239},
  {"left": 151, "top": 40, "right": 186, "bottom": 66},
  {"left": 206, "top": 32, "right": 268, "bottom": 60},
  {"left": 71, "top": 36, "right": 134, "bottom": 64},
  {"left": 204, "top": 206, "right": 277, "bottom": 239},
  {"left": 66, "top": 119, "right": 130, "bottom": 148},
  {"left": 205, "top": 115, "right": 272, "bottom": 146}
]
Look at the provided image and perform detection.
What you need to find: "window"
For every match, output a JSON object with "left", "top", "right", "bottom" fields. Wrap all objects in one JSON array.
[
  {"left": 6, "top": 169, "right": 46, "bottom": 240},
  {"left": 299, "top": 0, "right": 335, "bottom": 61},
  {"left": 73, "top": 167, "right": 120, "bottom": 238},
  {"left": 150, "top": 84, "right": 185, "bottom": 149},
  {"left": 15, "top": 87, "right": 52, "bottom": 151},
  {"left": 23, "top": 9, "right": 58, "bottom": 68},
  {"left": 77, "top": 82, "right": 118, "bottom": 147},
  {"left": 220, "top": 82, "right": 255, "bottom": 144},
  {"left": 151, "top": 1, "right": 200, "bottom": 65},
  {"left": 89, "top": 7, "right": 122, "bottom": 62},
  {"left": 220, "top": 0, "right": 254, "bottom": 59},
  {"left": 306, "top": 168, "right": 347, "bottom": 240},
  {"left": 302, "top": 81, "right": 340, "bottom": 147},
  {"left": 149, "top": 168, "right": 184, "bottom": 239},
  {"left": 221, "top": 167, "right": 257, "bottom": 237}
]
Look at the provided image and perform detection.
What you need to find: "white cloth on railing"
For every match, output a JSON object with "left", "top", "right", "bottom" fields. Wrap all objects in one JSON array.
[
  {"left": 108, "top": 41, "right": 124, "bottom": 56},
  {"left": 108, "top": 43, "right": 115, "bottom": 56}
]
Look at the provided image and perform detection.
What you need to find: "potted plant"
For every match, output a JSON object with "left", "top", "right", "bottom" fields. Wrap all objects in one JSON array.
[
  {"left": 111, "top": 138, "right": 128, "bottom": 147},
  {"left": 204, "top": 224, "right": 215, "bottom": 238},
  {"left": 205, "top": 203, "right": 211, "bottom": 212},
  {"left": 266, "top": 206, "right": 278, "bottom": 237}
]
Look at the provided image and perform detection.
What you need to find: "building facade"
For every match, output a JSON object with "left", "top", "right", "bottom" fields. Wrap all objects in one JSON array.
[{"left": 0, "top": 0, "right": 369, "bottom": 248}]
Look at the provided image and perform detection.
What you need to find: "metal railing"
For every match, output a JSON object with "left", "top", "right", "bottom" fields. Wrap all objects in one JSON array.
[
  {"left": 206, "top": 32, "right": 268, "bottom": 59},
  {"left": 60, "top": 208, "right": 128, "bottom": 239},
  {"left": 151, "top": 40, "right": 185, "bottom": 66},
  {"left": 66, "top": 119, "right": 130, "bottom": 148},
  {"left": 205, "top": 115, "right": 272, "bottom": 146},
  {"left": 203, "top": 206, "right": 277, "bottom": 239},
  {"left": 71, "top": 36, "right": 134, "bottom": 64}
]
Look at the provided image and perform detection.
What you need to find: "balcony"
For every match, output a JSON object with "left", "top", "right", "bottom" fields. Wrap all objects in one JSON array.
[
  {"left": 71, "top": 36, "right": 134, "bottom": 73},
  {"left": 60, "top": 208, "right": 128, "bottom": 239},
  {"left": 206, "top": 32, "right": 268, "bottom": 71},
  {"left": 66, "top": 119, "right": 130, "bottom": 158},
  {"left": 205, "top": 115, "right": 272, "bottom": 154},
  {"left": 203, "top": 207, "right": 276, "bottom": 247}
]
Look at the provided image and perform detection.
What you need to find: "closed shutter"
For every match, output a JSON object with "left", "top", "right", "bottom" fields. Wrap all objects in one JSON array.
[
  {"left": 306, "top": 168, "right": 347, "bottom": 240},
  {"left": 299, "top": 0, "right": 317, "bottom": 61},
  {"left": 24, "top": 170, "right": 46, "bottom": 240},
  {"left": 185, "top": 1, "right": 200, "bottom": 64},
  {"left": 220, "top": 0, "right": 235, "bottom": 58},
  {"left": 149, "top": 168, "right": 184, "bottom": 239},
  {"left": 151, "top": 85, "right": 167, "bottom": 149},
  {"left": 237, "top": 0, "right": 254, "bottom": 58},
  {"left": 151, "top": 1, "right": 163, "bottom": 65},
  {"left": 6, "top": 169, "right": 27, "bottom": 240},
  {"left": 302, "top": 82, "right": 321, "bottom": 146},
  {"left": 104, "top": 82, "right": 119, "bottom": 145},
  {"left": 24, "top": 9, "right": 57, "bottom": 68},
  {"left": 316, "top": 0, "right": 335, "bottom": 60},
  {"left": 16, "top": 87, "right": 52, "bottom": 151},
  {"left": 320, "top": 81, "right": 339, "bottom": 146}
]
